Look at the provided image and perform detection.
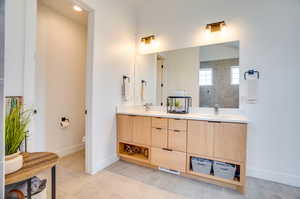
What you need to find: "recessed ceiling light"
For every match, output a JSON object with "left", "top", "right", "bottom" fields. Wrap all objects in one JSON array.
[{"left": 73, "top": 5, "right": 82, "bottom": 12}]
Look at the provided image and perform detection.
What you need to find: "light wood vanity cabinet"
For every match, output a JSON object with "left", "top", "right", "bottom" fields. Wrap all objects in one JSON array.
[
  {"left": 168, "top": 119, "right": 187, "bottom": 152},
  {"left": 151, "top": 118, "right": 187, "bottom": 171},
  {"left": 152, "top": 117, "right": 168, "bottom": 129},
  {"left": 151, "top": 117, "right": 168, "bottom": 148},
  {"left": 117, "top": 114, "right": 247, "bottom": 193},
  {"left": 187, "top": 120, "right": 247, "bottom": 162},
  {"left": 117, "top": 115, "right": 151, "bottom": 146},
  {"left": 168, "top": 130, "right": 187, "bottom": 152},
  {"left": 187, "top": 120, "right": 214, "bottom": 157},
  {"left": 213, "top": 122, "right": 247, "bottom": 162},
  {"left": 169, "top": 118, "right": 187, "bottom": 131},
  {"left": 117, "top": 114, "right": 133, "bottom": 142},
  {"left": 151, "top": 118, "right": 187, "bottom": 152},
  {"left": 151, "top": 147, "right": 186, "bottom": 172},
  {"left": 132, "top": 116, "right": 151, "bottom": 146},
  {"left": 151, "top": 128, "right": 168, "bottom": 148}
]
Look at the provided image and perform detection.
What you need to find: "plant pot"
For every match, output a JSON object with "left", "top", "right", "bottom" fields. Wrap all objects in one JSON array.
[{"left": 5, "top": 152, "right": 23, "bottom": 175}]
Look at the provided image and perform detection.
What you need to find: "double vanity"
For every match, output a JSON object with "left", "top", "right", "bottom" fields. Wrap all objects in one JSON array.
[
  {"left": 117, "top": 40, "right": 249, "bottom": 193},
  {"left": 116, "top": 109, "right": 248, "bottom": 193}
]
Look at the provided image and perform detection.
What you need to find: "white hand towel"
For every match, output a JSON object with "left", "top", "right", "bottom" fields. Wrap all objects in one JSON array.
[
  {"left": 141, "top": 85, "right": 145, "bottom": 102},
  {"left": 247, "top": 77, "right": 258, "bottom": 104},
  {"left": 122, "top": 79, "right": 130, "bottom": 101}
]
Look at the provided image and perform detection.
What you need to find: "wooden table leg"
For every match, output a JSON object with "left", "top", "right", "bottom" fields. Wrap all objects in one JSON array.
[
  {"left": 27, "top": 178, "right": 32, "bottom": 199},
  {"left": 52, "top": 166, "right": 56, "bottom": 199}
]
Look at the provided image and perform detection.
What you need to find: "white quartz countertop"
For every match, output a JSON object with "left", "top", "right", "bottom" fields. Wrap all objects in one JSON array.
[{"left": 117, "top": 110, "right": 248, "bottom": 124}]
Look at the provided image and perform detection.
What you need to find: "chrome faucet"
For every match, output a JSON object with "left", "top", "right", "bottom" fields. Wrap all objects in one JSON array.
[
  {"left": 144, "top": 103, "right": 152, "bottom": 111},
  {"left": 214, "top": 104, "right": 220, "bottom": 115}
]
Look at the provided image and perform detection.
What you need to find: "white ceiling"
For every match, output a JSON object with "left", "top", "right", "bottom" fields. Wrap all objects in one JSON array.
[{"left": 39, "top": 0, "right": 88, "bottom": 26}]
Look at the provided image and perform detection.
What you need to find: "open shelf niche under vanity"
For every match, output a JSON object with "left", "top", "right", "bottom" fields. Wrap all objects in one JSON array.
[
  {"left": 187, "top": 154, "right": 243, "bottom": 186},
  {"left": 118, "top": 142, "right": 150, "bottom": 163},
  {"left": 116, "top": 114, "right": 247, "bottom": 193}
]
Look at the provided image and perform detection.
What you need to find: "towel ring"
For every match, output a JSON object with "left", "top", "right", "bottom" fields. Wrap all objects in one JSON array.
[
  {"left": 141, "top": 80, "right": 147, "bottom": 86},
  {"left": 123, "top": 75, "right": 130, "bottom": 82},
  {"left": 244, "top": 69, "right": 260, "bottom": 80}
]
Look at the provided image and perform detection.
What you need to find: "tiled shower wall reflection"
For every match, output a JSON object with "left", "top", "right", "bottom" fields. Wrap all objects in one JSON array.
[{"left": 200, "top": 58, "right": 239, "bottom": 108}]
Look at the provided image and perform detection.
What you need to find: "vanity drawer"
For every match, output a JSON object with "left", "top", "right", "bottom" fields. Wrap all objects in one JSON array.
[
  {"left": 168, "top": 119, "right": 187, "bottom": 131},
  {"left": 152, "top": 117, "right": 168, "bottom": 129},
  {"left": 152, "top": 128, "right": 168, "bottom": 148},
  {"left": 151, "top": 147, "right": 186, "bottom": 172},
  {"left": 168, "top": 130, "right": 187, "bottom": 152}
]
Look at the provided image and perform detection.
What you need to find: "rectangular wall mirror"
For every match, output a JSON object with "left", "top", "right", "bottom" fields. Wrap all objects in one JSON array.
[{"left": 134, "top": 41, "right": 240, "bottom": 109}]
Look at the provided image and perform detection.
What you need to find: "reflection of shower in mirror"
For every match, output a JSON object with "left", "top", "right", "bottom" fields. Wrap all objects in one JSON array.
[{"left": 134, "top": 41, "right": 240, "bottom": 109}]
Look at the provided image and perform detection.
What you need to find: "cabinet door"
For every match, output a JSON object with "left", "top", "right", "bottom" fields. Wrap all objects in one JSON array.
[
  {"left": 117, "top": 115, "right": 133, "bottom": 142},
  {"left": 132, "top": 116, "right": 152, "bottom": 146},
  {"left": 187, "top": 120, "right": 213, "bottom": 157},
  {"left": 168, "top": 130, "right": 187, "bottom": 152},
  {"left": 214, "top": 123, "right": 247, "bottom": 162},
  {"left": 152, "top": 128, "right": 168, "bottom": 148}
]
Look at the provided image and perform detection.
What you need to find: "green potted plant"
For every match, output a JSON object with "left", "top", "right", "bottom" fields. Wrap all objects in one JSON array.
[{"left": 5, "top": 105, "right": 32, "bottom": 174}]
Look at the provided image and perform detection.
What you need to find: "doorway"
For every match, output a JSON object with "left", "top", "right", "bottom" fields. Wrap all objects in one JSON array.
[{"left": 35, "top": 0, "right": 93, "bottom": 173}]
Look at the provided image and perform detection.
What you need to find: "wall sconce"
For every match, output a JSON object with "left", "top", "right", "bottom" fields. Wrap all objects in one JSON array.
[
  {"left": 206, "top": 21, "right": 227, "bottom": 33},
  {"left": 141, "top": 35, "right": 155, "bottom": 45},
  {"left": 205, "top": 21, "right": 228, "bottom": 40},
  {"left": 73, "top": 5, "right": 83, "bottom": 12},
  {"left": 140, "top": 35, "right": 159, "bottom": 51}
]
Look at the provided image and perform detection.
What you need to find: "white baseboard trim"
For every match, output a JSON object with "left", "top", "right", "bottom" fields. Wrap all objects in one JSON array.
[
  {"left": 247, "top": 167, "right": 300, "bottom": 188},
  {"left": 55, "top": 143, "right": 84, "bottom": 157},
  {"left": 89, "top": 154, "right": 119, "bottom": 175}
]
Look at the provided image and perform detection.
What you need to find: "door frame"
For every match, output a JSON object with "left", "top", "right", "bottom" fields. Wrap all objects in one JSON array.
[
  {"left": 0, "top": 0, "right": 5, "bottom": 197},
  {"left": 23, "top": 0, "right": 95, "bottom": 174}
]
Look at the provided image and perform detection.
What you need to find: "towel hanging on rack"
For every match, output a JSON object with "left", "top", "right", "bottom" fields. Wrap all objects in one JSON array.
[
  {"left": 244, "top": 69, "right": 259, "bottom": 104},
  {"left": 141, "top": 80, "right": 147, "bottom": 102},
  {"left": 247, "top": 78, "right": 258, "bottom": 104},
  {"left": 122, "top": 76, "right": 130, "bottom": 101}
]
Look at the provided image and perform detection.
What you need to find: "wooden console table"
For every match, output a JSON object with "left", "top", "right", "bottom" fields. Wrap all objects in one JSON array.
[{"left": 5, "top": 152, "right": 59, "bottom": 199}]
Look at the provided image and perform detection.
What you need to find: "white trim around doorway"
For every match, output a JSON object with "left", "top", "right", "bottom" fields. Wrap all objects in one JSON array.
[{"left": 23, "top": 0, "right": 95, "bottom": 174}]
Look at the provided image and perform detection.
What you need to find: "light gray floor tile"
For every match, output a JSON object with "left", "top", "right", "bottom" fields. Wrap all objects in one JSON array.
[
  {"left": 33, "top": 152, "right": 300, "bottom": 199},
  {"left": 106, "top": 160, "right": 300, "bottom": 199}
]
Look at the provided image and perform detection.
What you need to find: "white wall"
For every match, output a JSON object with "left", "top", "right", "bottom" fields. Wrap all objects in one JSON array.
[
  {"left": 161, "top": 47, "right": 199, "bottom": 107},
  {"left": 4, "top": 0, "right": 25, "bottom": 96},
  {"left": 36, "top": 4, "right": 87, "bottom": 156},
  {"left": 80, "top": 0, "right": 136, "bottom": 173},
  {"left": 137, "top": 0, "right": 300, "bottom": 187}
]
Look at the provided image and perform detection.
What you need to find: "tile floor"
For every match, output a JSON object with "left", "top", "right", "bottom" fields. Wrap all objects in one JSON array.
[{"left": 39, "top": 151, "right": 300, "bottom": 199}]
